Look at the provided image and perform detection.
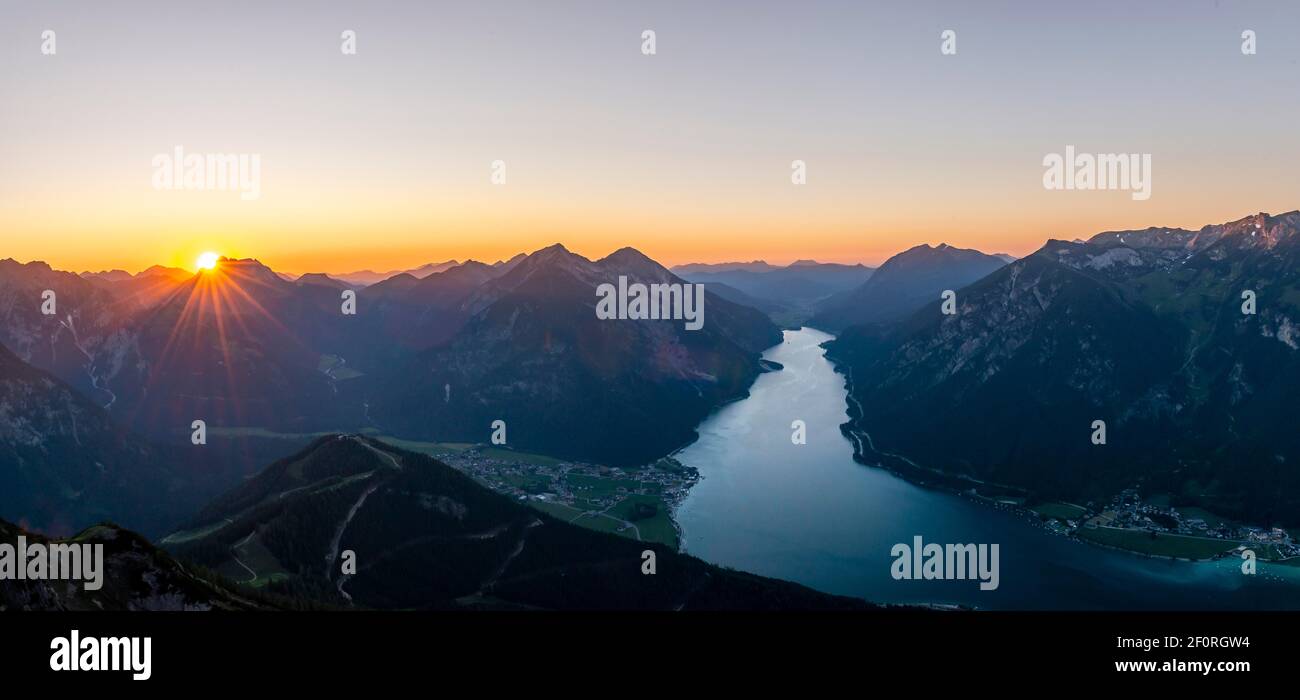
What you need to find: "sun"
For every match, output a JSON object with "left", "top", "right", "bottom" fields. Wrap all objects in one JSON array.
[{"left": 195, "top": 252, "right": 221, "bottom": 271}]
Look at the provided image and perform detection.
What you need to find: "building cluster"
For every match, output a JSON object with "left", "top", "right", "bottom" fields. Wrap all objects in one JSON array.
[
  {"left": 1071, "top": 489, "right": 1300, "bottom": 558},
  {"left": 435, "top": 447, "right": 698, "bottom": 513}
]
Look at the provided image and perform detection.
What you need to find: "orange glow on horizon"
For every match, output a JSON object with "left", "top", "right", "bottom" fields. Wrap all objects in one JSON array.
[{"left": 6, "top": 192, "right": 1296, "bottom": 276}]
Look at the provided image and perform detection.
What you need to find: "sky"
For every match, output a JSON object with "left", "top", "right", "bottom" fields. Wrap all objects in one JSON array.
[{"left": 2, "top": 0, "right": 1298, "bottom": 274}]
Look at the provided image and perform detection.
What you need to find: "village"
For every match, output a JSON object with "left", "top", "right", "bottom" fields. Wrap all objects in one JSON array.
[
  {"left": 433, "top": 445, "right": 698, "bottom": 549},
  {"left": 1034, "top": 489, "right": 1300, "bottom": 562}
]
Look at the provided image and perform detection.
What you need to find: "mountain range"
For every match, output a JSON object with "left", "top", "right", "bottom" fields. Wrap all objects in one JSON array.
[
  {"left": 0, "top": 243, "right": 781, "bottom": 507},
  {"left": 6, "top": 209, "right": 1300, "bottom": 613},
  {"left": 673, "top": 260, "right": 874, "bottom": 326},
  {"left": 331, "top": 260, "right": 462, "bottom": 287},
  {"left": 810, "top": 244, "right": 1009, "bottom": 331},
  {"left": 329, "top": 255, "right": 528, "bottom": 287},
  {"left": 825, "top": 211, "right": 1300, "bottom": 524},
  {"left": 364, "top": 245, "right": 780, "bottom": 465}
]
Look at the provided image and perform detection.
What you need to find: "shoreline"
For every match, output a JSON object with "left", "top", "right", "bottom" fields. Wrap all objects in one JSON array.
[{"left": 829, "top": 346, "right": 1295, "bottom": 568}]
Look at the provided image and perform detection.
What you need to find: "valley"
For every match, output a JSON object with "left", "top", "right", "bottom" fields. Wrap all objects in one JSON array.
[
  {"left": 672, "top": 259, "right": 875, "bottom": 328},
  {"left": 674, "top": 327, "right": 1300, "bottom": 609},
  {"left": 5, "top": 209, "right": 1300, "bottom": 611},
  {"left": 159, "top": 435, "right": 868, "bottom": 611}
]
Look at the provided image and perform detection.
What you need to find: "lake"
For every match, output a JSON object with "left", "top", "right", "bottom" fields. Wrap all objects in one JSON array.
[{"left": 674, "top": 327, "right": 1300, "bottom": 609}]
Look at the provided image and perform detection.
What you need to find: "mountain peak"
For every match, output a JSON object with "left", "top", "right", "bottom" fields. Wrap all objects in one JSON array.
[
  {"left": 0, "top": 258, "right": 53, "bottom": 273},
  {"left": 295, "top": 272, "right": 348, "bottom": 289},
  {"left": 333, "top": 260, "right": 460, "bottom": 286},
  {"left": 1084, "top": 210, "right": 1300, "bottom": 253},
  {"left": 810, "top": 243, "right": 1007, "bottom": 331},
  {"left": 214, "top": 257, "right": 290, "bottom": 287},
  {"left": 489, "top": 253, "right": 528, "bottom": 276},
  {"left": 598, "top": 247, "right": 676, "bottom": 282},
  {"left": 81, "top": 269, "right": 133, "bottom": 282},
  {"left": 670, "top": 260, "right": 776, "bottom": 275},
  {"left": 404, "top": 260, "right": 460, "bottom": 278},
  {"left": 516, "top": 243, "right": 593, "bottom": 271},
  {"left": 599, "top": 246, "right": 657, "bottom": 266},
  {"left": 136, "top": 264, "right": 191, "bottom": 280},
  {"left": 893, "top": 242, "right": 984, "bottom": 261},
  {"left": 482, "top": 243, "right": 599, "bottom": 292},
  {"left": 220, "top": 256, "right": 266, "bottom": 266}
]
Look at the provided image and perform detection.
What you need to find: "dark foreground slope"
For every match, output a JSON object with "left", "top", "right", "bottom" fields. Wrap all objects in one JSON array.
[
  {"left": 166, "top": 436, "right": 870, "bottom": 610},
  {"left": 0, "top": 519, "right": 275, "bottom": 611}
]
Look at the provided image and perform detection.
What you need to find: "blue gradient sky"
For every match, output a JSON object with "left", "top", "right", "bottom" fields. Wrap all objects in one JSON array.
[{"left": 2, "top": 0, "right": 1297, "bottom": 272}]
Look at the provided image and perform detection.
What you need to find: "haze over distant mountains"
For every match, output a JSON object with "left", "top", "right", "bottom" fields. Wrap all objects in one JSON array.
[
  {"left": 331, "top": 260, "right": 462, "bottom": 286},
  {"left": 810, "top": 244, "right": 1009, "bottom": 332},
  {"left": 673, "top": 259, "right": 874, "bottom": 326},
  {"left": 330, "top": 255, "right": 528, "bottom": 286}
]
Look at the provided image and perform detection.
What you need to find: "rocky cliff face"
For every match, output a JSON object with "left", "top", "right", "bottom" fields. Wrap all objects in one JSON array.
[{"left": 0, "top": 259, "right": 150, "bottom": 409}]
